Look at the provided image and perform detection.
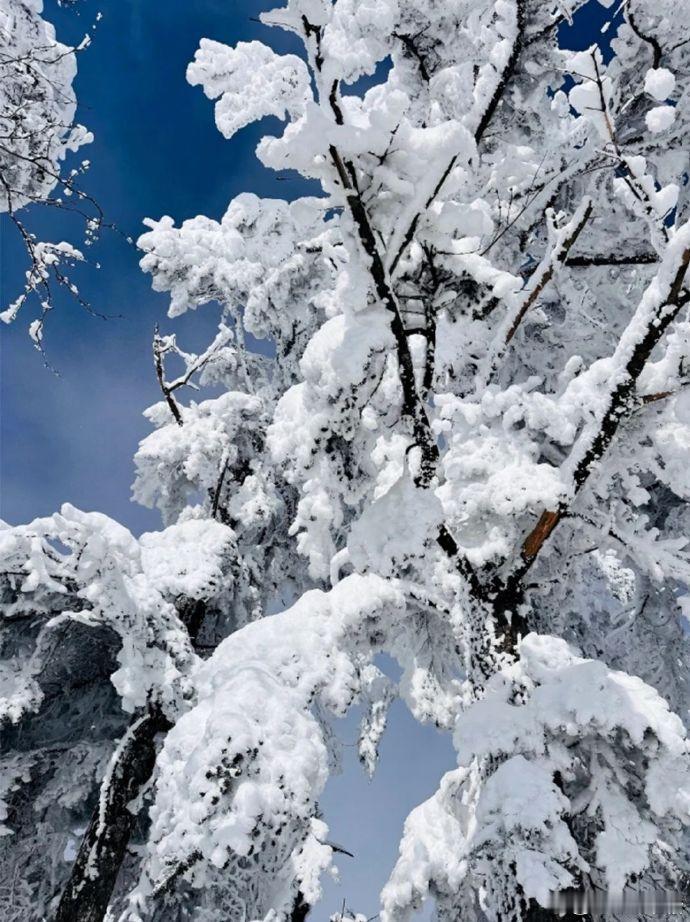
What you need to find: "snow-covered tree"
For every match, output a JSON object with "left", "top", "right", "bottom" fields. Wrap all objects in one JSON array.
[
  {"left": 3, "top": 0, "right": 690, "bottom": 920},
  {"left": 0, "top": 0, "right": 100, "bottom": 344}
]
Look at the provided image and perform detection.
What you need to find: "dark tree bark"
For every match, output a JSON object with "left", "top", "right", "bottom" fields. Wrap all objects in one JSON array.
[
  {"left": 53, "top": 705, "right": 171, "bottom": 922},
  {"left": 525, "top": 900, "right": 590, "bottom": 921},
  {"left": 290, "top": 891, "right": 311, "bottom": 922}
]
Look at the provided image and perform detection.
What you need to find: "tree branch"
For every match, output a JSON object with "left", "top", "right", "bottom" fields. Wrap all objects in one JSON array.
[
  {"left": 53, "top": 705, "right": 171, "bottom": 922},
  {"left": 153, "top": 328, "right": 183, "bottom": 427},
  {"left": 480, "top": 199, "right": 593, "bottom": 386},
  {"left": 304, "top": 20, "right": 440, "bottom": 487},
  {"left": 566, "top": 253, "right": 658, "bottom": 268},
  {"left": 504, "top": 239, "right": 690, "bottom": 607},
  {"left": 627, "top": 9, "right": 663, "bottom": 68},
  {"left": 386, "top": 0, "right": 526, "bottom": 278}
]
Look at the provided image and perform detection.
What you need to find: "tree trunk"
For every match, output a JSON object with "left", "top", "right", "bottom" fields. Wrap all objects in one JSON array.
[
  {"left": 53, "top": 704, "right": 171, "bottom": 922},
  {"left": 52, "top": 600, "right": 207, "bottom": 922}
]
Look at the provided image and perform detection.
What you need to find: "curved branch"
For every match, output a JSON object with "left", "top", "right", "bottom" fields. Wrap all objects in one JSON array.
[{"left": 627, "top": 9, "right": 663, "bottom": 68}]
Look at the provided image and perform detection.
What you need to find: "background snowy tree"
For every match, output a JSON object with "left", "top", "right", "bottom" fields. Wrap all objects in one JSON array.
[
  {"left": 0, "top": 0, "right": 102, "bottom": 344},
  {"left": 2, "top": 0, "right": 690, "bottom": 921}
]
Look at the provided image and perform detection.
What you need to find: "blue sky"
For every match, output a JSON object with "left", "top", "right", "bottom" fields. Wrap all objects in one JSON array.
[{"left": 0, "top": 0, "right": 613, "bottom": 914}]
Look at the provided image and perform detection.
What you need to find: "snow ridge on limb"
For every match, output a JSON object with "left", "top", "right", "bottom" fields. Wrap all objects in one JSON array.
[{"left": 121, "top": 575, "right": 407, "bottom": 921}]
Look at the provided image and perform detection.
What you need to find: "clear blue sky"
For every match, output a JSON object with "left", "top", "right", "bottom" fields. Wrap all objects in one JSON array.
[{"left": 0, "top": 1, "right": 614, "bottom": 914}]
